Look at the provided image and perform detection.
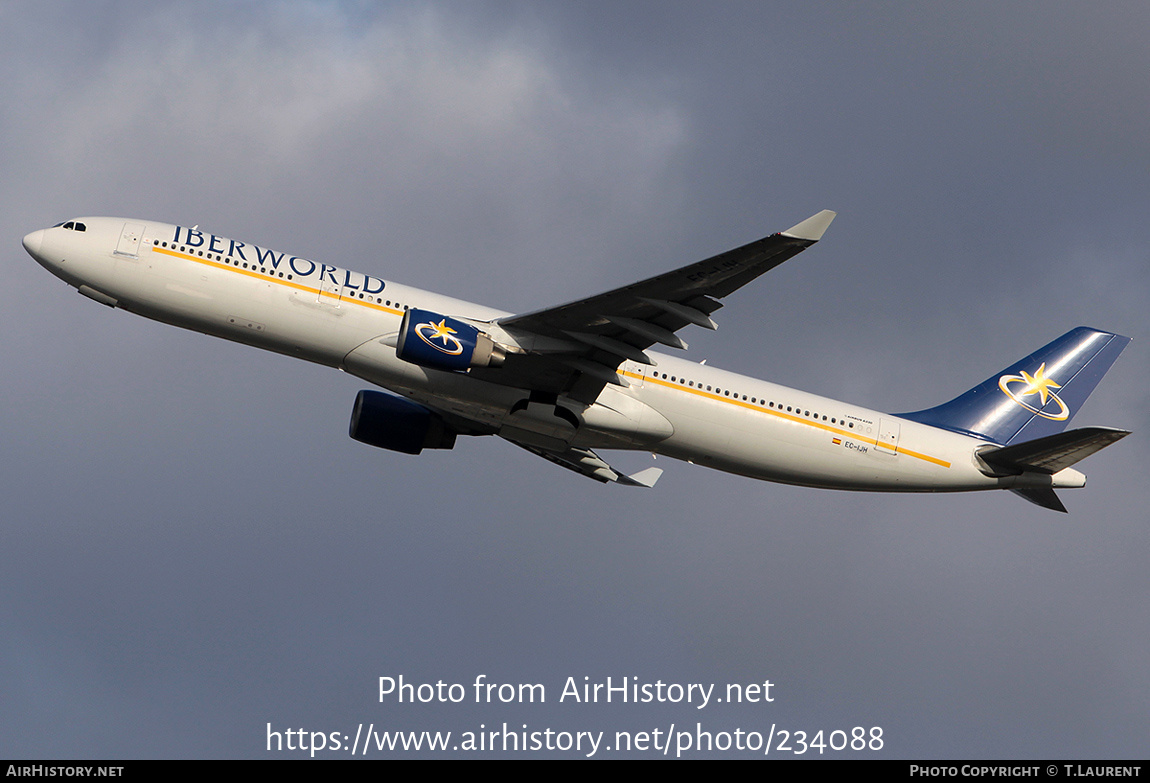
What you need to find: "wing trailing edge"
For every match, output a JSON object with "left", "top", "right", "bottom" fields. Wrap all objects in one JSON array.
[
  {"left": 491, "top": 210, "right": 836, "bottom": 399},
  {"left": 509, "top": 440, "right": 663, "bottom": 487}
]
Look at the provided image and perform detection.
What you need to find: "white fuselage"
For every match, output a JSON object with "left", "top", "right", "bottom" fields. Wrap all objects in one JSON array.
[{"left": 24, "top": 217, "right": 1082, "bottom": 494}]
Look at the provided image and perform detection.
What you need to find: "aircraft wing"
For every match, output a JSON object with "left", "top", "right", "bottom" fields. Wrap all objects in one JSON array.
[
  {"left": 508, "top": 440, "right": 663, "bottom": 487},
  {"left": 474, "top": 210, "right": 835, "bottom": 400}
]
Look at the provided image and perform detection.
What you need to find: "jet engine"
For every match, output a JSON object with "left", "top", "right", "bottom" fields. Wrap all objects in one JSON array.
[
  {"left": 395, "top": 308, "right": 507, "bottom": 371},
  {"left": 349, "top": 390, "right": 457, "bottom": 455}
]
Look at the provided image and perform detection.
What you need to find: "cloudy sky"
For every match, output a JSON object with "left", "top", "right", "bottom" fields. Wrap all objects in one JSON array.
[{"left": 3, "top": 1, "right": 1147, "bottom": 759}]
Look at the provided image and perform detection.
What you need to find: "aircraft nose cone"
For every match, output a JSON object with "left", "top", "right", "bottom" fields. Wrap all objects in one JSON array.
[{"left": 22, "top": 229, "right": 45, "bottom": 258}]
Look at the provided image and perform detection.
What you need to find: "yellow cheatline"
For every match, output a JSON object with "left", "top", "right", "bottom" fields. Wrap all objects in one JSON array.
[{"left": 153, "top": 245, "right": 404, "bottom": 316}]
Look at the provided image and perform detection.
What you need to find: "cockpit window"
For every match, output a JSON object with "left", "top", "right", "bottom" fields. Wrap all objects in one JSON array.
[
  {"left": 59, "top": 221, "right": 86, "bottom": 232},
  {"left": 63, "top": 221, "right": 74, "bottom": 229}
]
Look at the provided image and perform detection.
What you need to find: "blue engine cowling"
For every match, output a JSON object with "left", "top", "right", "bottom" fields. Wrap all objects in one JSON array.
[
  {"left": 395, "top": 308, "right": 505, "bottom": 371},
  {"left": 349, "top": 390, "right": 457, "bottom": 455}
]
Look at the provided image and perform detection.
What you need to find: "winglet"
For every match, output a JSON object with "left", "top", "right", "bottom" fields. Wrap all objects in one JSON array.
[
  {"left": 780, "top": 210, "right": 836, "bottom": 241},
  {"left": 616, "top": 467, "right": 663, "bottom": 488}
]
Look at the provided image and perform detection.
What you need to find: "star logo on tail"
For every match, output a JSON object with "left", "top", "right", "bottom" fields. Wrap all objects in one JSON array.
[{"left": 998, "top": 362, "right": 1070, "bottom": 420}]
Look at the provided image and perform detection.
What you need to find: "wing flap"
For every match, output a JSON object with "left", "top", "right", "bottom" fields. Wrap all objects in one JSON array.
[{"left": 508, "top": 439, "right": 663, "bottom": 487}]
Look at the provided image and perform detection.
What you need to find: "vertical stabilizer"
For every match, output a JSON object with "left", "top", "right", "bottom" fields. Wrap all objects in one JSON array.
[{"left": 899, "top": 327, "right": 1130, "bottom": 444}]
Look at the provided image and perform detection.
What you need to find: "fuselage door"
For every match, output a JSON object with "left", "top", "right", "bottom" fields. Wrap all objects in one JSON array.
[
  {"left": 876, "top": 417, "right": 901, "bottom": 455},
  {"left": 623, "top": 361, "right": 645, "bottom": 388},
  {"left": 114, "top": 222, "right": 146, "bottom": 258},
  {"left": 318, "top": 269, "right": 343, "bottom": 307}
]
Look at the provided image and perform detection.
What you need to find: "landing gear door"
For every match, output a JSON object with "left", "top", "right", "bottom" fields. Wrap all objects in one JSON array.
[{"left": 114, "top": 222, "right": 146, "bottom": 258}]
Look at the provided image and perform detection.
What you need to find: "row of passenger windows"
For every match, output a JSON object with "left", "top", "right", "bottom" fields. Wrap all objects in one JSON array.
[
  {"left": 155, "top": 239, "right": 299, "bottom": 281},
  {"left": 152, "top": 239, "right": 411, "bottom": 310},
  {"left": 651, "top": 371, "right": 855, "bottom": 428}
]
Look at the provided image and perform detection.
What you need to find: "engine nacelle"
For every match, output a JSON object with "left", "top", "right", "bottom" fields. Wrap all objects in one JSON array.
[
  {"left": 395, "top": 308, "right": 506, "bottom": 371},
  {"left": 349, "top": 390, "right": 457, "bottom": 455}
]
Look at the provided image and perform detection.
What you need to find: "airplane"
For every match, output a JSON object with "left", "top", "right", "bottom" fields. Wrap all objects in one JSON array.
[{"left": 22, "top": 211, "right": 1130, "bottom": 512}]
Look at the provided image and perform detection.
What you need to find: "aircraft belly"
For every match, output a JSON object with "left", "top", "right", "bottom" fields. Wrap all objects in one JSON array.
[{"left": 575, "top": 386, "right": 674, "bottom": 446}]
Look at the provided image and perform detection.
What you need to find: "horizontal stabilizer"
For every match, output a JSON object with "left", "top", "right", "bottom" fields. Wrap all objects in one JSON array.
[
  {"left": 1010, "top": 487, "right": 1068, "bottom": 513},
  {"left": 981, "top": 427, "right": 1130, "bottom": 475}
]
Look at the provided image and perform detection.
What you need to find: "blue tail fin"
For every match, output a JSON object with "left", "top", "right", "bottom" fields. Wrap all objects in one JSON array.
[{"left": 899, "top": 327, "right": 1130, "bottom": 445}]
